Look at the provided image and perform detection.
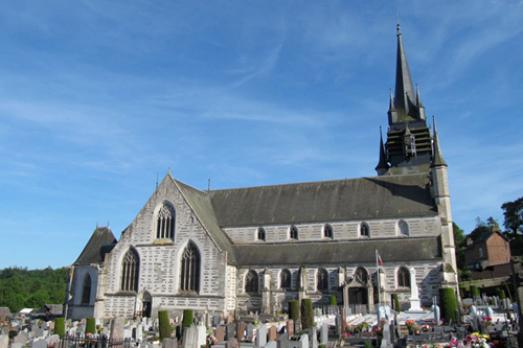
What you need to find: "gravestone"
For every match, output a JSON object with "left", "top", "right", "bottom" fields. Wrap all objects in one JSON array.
[
  {"left": 226, "top": 324, "right": 236, "bottom": 340},
  {"left": 136, "top": 324, "right": 144, "bottom": 342},
  {"left": 299, "top": 334, "right": 309, "bottom": 348},
  {"left": 408, "top": 267, "right": 422, "bottom": 311},
  {"left": 46, "top": 334, "right": 61, "bottom": 347},
  {"left": 226, "top": 338, "right": 239, "bottom": 348},
  {"left": 309, "top": 328, "right": 318, "bottom": 348},
  {"left": 162, "top": 337, "right": 178, "bottom": 348},
  {"left": 265, "top": 341, "right": 277, "bottom": 348},
  {"left": 183, "top": 325, "right": 197, "bottom": 348},
  {"left": 14, "top": 332, "right": 29, "bottom": 346},
  {"left": 278, "top": 332, "right": 289, "bottom": 348},
  {"left": 268, "top": 326, "right": 278, "bottom": 342},
  {"left": 110, "top": 317, "right": 125, "bottom": 348},
  {"left": 215, "top": 326, "right": 226, "bottom": 342},
  {"left": 286, "top": 320, "right": 294, "bottom": 337},
  {"left": 0, "top": 335, "right": 8, "bottom": 348},
  {"left": 236, "top": 322, "right": 246, "bottom": 341},
  {"left": 11, "top": 343, "right": 23, "bottom": 348},
  {"left": 196, "top": 324, "right": 207, "bottom": 347},
  {"left": 31, "top": 339, "right": 47, "bottom": 348},
  {"left": 320, "top": 323, "right": 328, "bottom": 345},
  {"left": 379, "top": 322, "right": 392, "bottom": 348},
  {"left": 246, "top": 323, "right": 255, "bottom": 342},
  {"left": 255, "top": 325, "right": 267, "bottom": 348}
]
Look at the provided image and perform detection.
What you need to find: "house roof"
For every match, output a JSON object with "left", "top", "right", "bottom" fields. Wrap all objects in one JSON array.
[
  {"left": 233, "top": 236, "right": 441, "bottom": 266},
  {"left": 209, "top": 173, "right": 437, "bottom": 228},
  {"left": 74, "top": 227, "right": 117, "bottom": 266}
]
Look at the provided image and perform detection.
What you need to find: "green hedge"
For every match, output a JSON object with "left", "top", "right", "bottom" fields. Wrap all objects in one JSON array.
[
  {"left": 329, "top": 295, "right": 337, "bottom": 306},
  {"left": 182, "top": 309, "right": 193, "bottom": 328},
  {"left": 301, "top": 298, "right": 314, "bottom": 330},
  {"left": 85, "top": 317, "right": 96, "bottom": 335},
  {"left": 470, "top": 285, "right": 480, "bottom": 298},
  {"left": 54, "top": 317, "right": 65, "bottom": 338},
  {"left": 158, "top": 310, "right": 172, "bottom": 340},
  {"left": 288, "top": 300, "right": 300, "bottom": 321},
  {"left": 440, "top": 288, "right": 458, "bottom": 323},
  {"left": 497, "top": 288, "right": 506, "bottom": 299},
  {"left": 391, "top": 294, "right": 400, "bottom": 311}
]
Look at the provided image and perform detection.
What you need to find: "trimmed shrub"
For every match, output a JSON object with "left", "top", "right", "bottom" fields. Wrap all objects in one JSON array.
[
  {"left": 440, "top": 288, "right": 458, "bottom": 323},
  {"left": 329, "top": 295, "right": 337, "bottom": 306},
  {"left": 497, "top": 288, "right": 506, "bottom": 299},
  {"left": 54, "top": 317, "right": 65, "bottom": 338},
  {"left": 301, "top": 298, "right": 314, "bottom": 330},
  {"left": 288, "top": 300, "right": 300, "bottom": 321},
  {"left": 470, "top": 285, "right": 480, "bottom": 298},
  {"left": 85, "top": 317, "right": 96, "bottom": 335},
  {"left": 182, "top": 309, "right": 193, "bottom": 328},
  {"left": 158, "top": 310, "right": 173, "bottom": 340},
  {"left": 364, "top": 340, "right": 373, "bottom": 348},
  {"left": 392, "top": 294, "right": 400, "bottom": 311}
]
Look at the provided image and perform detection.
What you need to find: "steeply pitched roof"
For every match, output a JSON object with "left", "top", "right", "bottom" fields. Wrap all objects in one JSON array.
[
  {"left": 233, "top": 236, "right": 441, "bottom": 266},
  {"left": 173, "top": 178, "right": 237, "bottom": 263},
  {"left": 74, "top": 227, "right": 117, "bottom": 266},
  {"left": 209, "top": 173, "right": 436, "bottom": 228}
]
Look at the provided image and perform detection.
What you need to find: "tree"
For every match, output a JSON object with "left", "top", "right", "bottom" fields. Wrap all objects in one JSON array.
[{"left": 502, "top": 197, "right": 523, "bottom": 237}]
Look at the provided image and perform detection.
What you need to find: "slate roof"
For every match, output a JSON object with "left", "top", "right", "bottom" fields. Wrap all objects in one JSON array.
[
  {"left": 209, "top": 173, "right": 436, "bottom": 228},
  {"left": 233, "top": 236, "right": 441, "bottom": 266},
  {"left": 74, "top": 227, "right": 117, "bottom": 266}
]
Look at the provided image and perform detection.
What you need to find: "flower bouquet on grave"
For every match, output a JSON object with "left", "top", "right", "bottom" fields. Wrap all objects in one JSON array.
[{"left": 405, "top": 319, "right": 416, "bottom": 335}]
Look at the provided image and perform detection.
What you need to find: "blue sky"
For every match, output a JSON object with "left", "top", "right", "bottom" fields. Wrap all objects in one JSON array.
[{"left": 1, "top": 1, "right": 522, "bottom": 268}]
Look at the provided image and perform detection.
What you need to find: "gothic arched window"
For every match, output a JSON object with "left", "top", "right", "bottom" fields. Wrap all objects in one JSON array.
[
  {"left": 398, "top": 220, "right": 409, "bottom": 237},
  {"left": 397, "top": 267, "right": 411, "bottom": 288},
  {"left": 295, "top": 269, "right": 302, "bottom": 290},
  {"left": 354, "top": 267, "right": 368, "bottom": 285},
  {"left": 81, "top": 273, "right": 92, "bottom": 304},
  {"left": 280, "top": 269, "right": 291, "bottom": 290},
  {"left": 180, "top": 242, "right": 200, "bottom": 292},
  {"left": 245, "top": 270, "right": 259, "bottom": 293},
  {"left": 360, "top": 222, "right": 370, "bottom": 238},
  {"left": 290, "top": 225, "right": 298, "bottom": 240},
  {"left": 121, "top": 249, "right": 139, "bottom": 292},
  {"left": 257, "top": 227, "right": 266, "bottom": 241},
  {"left": 156, "top": 204, "right": 175, "bottom": 240},
  {"left": 317, "top": 268, "right": 329, "bottom": 291},
  {"left": 323, "top": 224, "right": 333, "bottom": 239}
]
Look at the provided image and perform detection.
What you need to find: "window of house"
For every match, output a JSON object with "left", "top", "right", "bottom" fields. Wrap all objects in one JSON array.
[
  {"left": 81, "top": 273, "right": 92, "bottom": 305},
  {"left": 479, "top": 247, "right": 484, "bottom": 258},
  {"left": 397, "top": 267, "right": 411, "bottom": 288},
  {"left": 245, "top": 270, "right": 259, "bottom": 293},
  {"left": 257, "top": 227, "right": 266, "bottom": 241},
  {"left": 121, "top": 249, "right": 139, "bottom": 292},
  {"left": 180, "top": 242, "right": 200, "bottom": 292},
  {"left": 156, "top": 204, "right": 175, "bottom": 240},
  {"left": 323, "top": 224, "right": 333, "bottom": 239},
  {"left": 317, "top": 268, "right": 329, "bottom": 291},
  {"left": 280, "top": 269, "right": 291, "bottom": 290},
  {"left": 398, "top": 220, "right": 409, "bottom": 237},
  {"left": 360, "top": 222, "right": 370, "bottom": 238},
  {"left": 290, "top": 225, "right": 299, "bottom": 240}
]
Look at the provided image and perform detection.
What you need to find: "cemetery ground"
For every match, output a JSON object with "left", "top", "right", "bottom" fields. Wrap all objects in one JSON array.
[{"left": 0, "top": 293, "right": 520, "bottom": 348}]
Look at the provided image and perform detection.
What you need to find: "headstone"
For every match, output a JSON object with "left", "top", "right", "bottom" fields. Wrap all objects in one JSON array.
[
  {"left": 226, "top": 324, "right": 236, "bottom": 340},
  {"left": 226, "top": 338, "right": 239, "bottom": 348},
  {"left": 110, "top": 317, "right": 125, "bottom": 347},
  {"left": 136, "top": 324, "right": 144, "bottom": 342},
  {"left": 299, "top": 334, "right": 309, "bottom": 348},
  {"left": 278, "top": 332, "right": 289, "bottom": 348},
  {"left": 162, "top": 337, "right": 177, "bottom": 348},
  {"left": 286, "top": 320, "right": 294, "bottom": 337},
  {"left": 431, "top": 304, "right": 441, "bottom": 324},
  {"left": 268, "top": 326, "right": 278, "bottom": 342},
  {"left": 0, "top": 335, "right": 8, "bottom": 348},
  {"left": 31, "top": 339, "right": 47, "bottom": 348},
  {"left": 255, "top": 325, "right": 267, "bottom": 348},
  {"left": 236, "top": 322, "right": 246, "bottom": 341},
  {"left": 265, "top": 341, "right": 277, "bottom": 348},
  {"left": 379, "top": 322, "right": 392, "bottom": 348},
  {"left": 14, "top": 332, "right": 29, "bottom": 346},
  {"left": 408, "top": 267, "right": 422, "bottom": 311},
  {"left": 183, "top": 325, "right": 196, "bottom": 348},
  {"left": 246, "top": 323, "right": 255, "bottom": 342},
  {"left": 11, "top": 343, "right": 23, "bottom": 348},
  {"left": 310, "top": 328, "right": 318, "bottom": 348},
  {"left": 320, "top": 323, "right": 328, "bottom": 345},
  {"left": 46, "top": 334, "right": 61, "bottom": 347},
  {"left": 215, "top": 326, "right": 226, "bottom": 342},
  {"left": 196, "top": 324, "right": 207, "bottom": 347}
]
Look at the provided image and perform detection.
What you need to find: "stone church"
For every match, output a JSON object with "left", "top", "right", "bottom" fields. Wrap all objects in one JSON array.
[{"left": 67, "top": 27, "right": 459, "bottom": 321}]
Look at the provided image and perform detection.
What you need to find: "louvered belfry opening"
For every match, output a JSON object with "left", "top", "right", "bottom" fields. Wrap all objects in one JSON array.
[
  {"left": 180, "top": 242, "right": 200, "bottom": 292},
  {"left": 121, "top": 249, "right": 139, "bottom": 292},
  {"left": 156, "top": 204, "right": 175, "bottom": 240}
]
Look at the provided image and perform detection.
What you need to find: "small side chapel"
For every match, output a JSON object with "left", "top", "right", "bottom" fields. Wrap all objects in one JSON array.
[{"left": 67, "top": 26, "right": 459, "bottom": 321}]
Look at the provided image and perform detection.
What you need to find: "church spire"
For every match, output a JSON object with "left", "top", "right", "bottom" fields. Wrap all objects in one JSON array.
[
  {"left": 394, "top": 24, "right": 416, "bottom": 116},
  {"left": 375, "top": 126, "right": 389, "bottom": 175},
  {"left": 431, "top": 116, "right": 447, "bottom": 167}
]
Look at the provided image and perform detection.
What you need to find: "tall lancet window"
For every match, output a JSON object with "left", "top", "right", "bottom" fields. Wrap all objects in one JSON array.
[
  {"left": 180, "top": 242, "right": 200, "bottom": 292},
  {"left": 121, "top": 249, "right": 139, "bottom": 292},
  {"left": 317, "top": 268, "right": 329, "bottom": 291},
  {"left": 245, "top": 270, "right": 259, "bottom": 293},
  {"left": 280, "top": 269, "right": 291, "bottom": 290},
  {"left": 81, "top": 273, "right": 92, "bottom": 304},
  {"left": 156, "top": 204, "right": 175, "bottom": 240}
]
